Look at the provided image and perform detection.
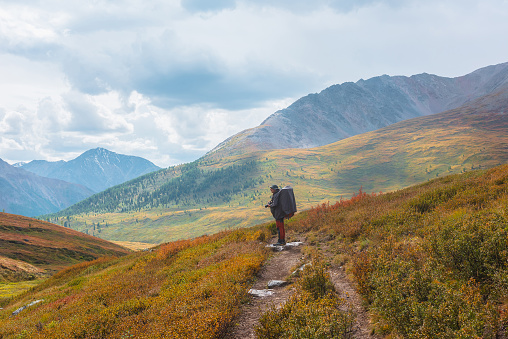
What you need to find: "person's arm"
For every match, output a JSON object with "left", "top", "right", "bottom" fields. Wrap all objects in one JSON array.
[{"left": 271, "top": 192, "right": 280, "bottom": 207}]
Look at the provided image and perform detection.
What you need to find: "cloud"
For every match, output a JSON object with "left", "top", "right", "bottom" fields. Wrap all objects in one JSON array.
[
  {"left": 0, "top": 5, "right": 61, "bottom": 57},
  {"left": 0, "top": 87, "right": 285, "bottom": 166},
  {"left": 62, "top": 91, "right": 132, "bottom": 133},
  {"left": 5, "top": 0, "right": 501, "bottom": 112},
  {"left": 181, "top": 0, "right": 236, "bottom": 13},
  {"left": 184, "top": 0, "right": 408, "bottom": 14}
]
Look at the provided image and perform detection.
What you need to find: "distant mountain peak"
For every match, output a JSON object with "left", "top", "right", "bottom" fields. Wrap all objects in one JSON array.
[
  {"left": 81, "top": 147, "right": 115, "bottom": 157},
  {"left": 16, "top": 148, "right": 161, "bottom": 193}
]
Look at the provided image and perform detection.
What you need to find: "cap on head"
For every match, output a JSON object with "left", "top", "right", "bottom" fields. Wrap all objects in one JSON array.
[{"left": 269, "top": 185, "right": 279, "bottom": 190}]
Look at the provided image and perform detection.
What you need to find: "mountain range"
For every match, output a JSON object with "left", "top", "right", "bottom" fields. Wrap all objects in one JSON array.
[
  {"left": 2, "top": 62, "right": 508, "bottom": 338},
  {"left": 211, "top": 62, "right": 508, "bottom": 155},
  {"left": 16, "top": 148, "right": 161, "bottom": 193},
  {"left": 0, "top": 148, "right": 161, "bottom": 217},
  {"left": 0, "top": 159, "right": 94, "bottom": 217},
  {"left": 47, "top": 70, "right": 508, "bottom": 243},
  {"left": 4, "top": 62, "right": 508, "bottom": 241}
]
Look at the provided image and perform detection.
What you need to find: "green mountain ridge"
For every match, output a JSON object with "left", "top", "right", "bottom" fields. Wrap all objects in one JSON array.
[{"left": 46, "top": 89, "right": 508, "bottom": 243}]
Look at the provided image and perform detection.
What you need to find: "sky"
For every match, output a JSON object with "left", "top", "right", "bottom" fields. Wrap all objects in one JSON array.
[{"left": 0, "top": 0, "right": 507, "bottom": 168}]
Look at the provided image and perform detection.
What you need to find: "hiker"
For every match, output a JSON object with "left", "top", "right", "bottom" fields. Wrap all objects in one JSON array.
[{"left": 265, "top": 185, "right": 297, "bottom": 246}]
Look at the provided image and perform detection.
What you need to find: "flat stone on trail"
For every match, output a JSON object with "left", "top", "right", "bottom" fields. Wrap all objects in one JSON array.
[
  {"left": 266, "top": 241, "right": 304, "bottom": 251},
  {"left": 267, "top": 280, "right": 287, "bottom": 288},
  {"left": 248, "top": 289, "right": 274, "bottom": 297},
  {"left": 292, "top": 262, "right": 312, "bottom": 275}
]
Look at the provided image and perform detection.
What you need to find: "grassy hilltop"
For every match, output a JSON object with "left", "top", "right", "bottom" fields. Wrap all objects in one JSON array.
[
  {"left": 1, "top": 164, "right": 508, "bottom": 337},
  {"left": 0, "top": 213, "right": 131, "bottom": 305},
  {"left": 46, "top": 90, "right": 508, "bottom": 243},
  {"left": 0, "top": 213, "right": 130, "bottom": 280}
]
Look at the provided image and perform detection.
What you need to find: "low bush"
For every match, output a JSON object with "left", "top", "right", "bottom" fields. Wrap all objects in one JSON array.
[{"left": 290, "top": 165, "right": 508, "bottom": 337}]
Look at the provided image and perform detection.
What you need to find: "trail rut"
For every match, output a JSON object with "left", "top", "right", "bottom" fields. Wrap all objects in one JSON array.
[{"left": 329, "top": 267, "right": 380, "bottom": 339}]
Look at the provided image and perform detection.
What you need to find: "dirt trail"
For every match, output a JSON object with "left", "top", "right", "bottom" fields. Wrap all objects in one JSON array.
[
  {"left": 329, "top": 267, "right": 381, "bottom": 339},
  {"left": 228, "top": 241, "right": 304, "bottom": 339},
  {"left": 227, "top": 238, "right": 379, "bottom": 339}
]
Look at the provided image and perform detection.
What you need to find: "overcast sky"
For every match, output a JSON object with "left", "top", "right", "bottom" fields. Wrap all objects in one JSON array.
[{"left": 1, "top": 0, "right": 507, "bottom": 167}]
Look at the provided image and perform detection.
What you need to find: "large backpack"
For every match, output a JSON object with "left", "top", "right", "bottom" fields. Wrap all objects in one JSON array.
[{"left": 279, "top": 186, "right": 297, "bottom": 218}]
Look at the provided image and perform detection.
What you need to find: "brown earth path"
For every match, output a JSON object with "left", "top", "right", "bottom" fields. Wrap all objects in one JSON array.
[
  {"left": 329, "top": 267, "right": 381, "bottom": 339},
  {"left": 227, "top": 237, "right": 380, "bottom": 339},
  {"left": 227, "top": 240, "right": 305, "bottom": 339}
]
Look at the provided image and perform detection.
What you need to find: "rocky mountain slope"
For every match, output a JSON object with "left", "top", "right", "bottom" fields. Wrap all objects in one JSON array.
[
  {"left": 211, "top": 62, "right": 508, "bottom": 155},
  {"left": 0, "top": 159, "right": 94, "bottom": 217},
  {"left": 17, "top": 148, "right": 161, "bottom": 193}
]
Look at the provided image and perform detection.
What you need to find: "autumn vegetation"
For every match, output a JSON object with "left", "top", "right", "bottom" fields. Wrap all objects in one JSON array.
[
  {"left": 287, "top": 164, "right": 508, "bottom": 337},
  {"left": 2, "top": 164, "right": 508, "bottom": 338},
  {"left": 0, "top": 213, "right": 129, "bottom": 284},
  {"left": 256, "top": 260, "right": 355, "bottom": 338},
  {"left": 0, "top": 228, "right": 270, "bottom": 338}
]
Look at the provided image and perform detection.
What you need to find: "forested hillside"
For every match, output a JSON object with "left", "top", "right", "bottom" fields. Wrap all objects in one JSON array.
[{"left": 54, "top": 160, "right": 262, "bottom": 215}]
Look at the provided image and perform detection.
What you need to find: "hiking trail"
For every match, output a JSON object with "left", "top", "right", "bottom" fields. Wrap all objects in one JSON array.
[
  {"left": 329, "top": 267, "right": 380, "bottom": 338},
  {"left": 228, "top": 237, "right": 380, "bottom": 338}
]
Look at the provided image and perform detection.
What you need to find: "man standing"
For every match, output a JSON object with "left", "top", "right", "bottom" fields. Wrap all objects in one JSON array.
[{"left": 265, "top": 185, "right": 297, "bottom": 246}]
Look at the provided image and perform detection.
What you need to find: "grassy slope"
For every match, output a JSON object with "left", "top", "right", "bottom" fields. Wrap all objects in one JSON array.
[
  {"left": 0, "top": 227, "right": 270, "bottom": 338},
  {"left": 286, "top": 164, "right": 508, "bottom": 337},
  {"left": 49, "top": 91, "right": 508, "bottom": 244},
  {"left": 0, "top": 213, "right": 130, "bottom": 280},
  {"left": 1, "top": 164, "right": 507, "bottom": 337}
]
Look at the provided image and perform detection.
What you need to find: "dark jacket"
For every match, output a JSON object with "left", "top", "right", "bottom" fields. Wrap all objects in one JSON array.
[{"left": 269, "top": 186, "right": 297, "bottom": 220}]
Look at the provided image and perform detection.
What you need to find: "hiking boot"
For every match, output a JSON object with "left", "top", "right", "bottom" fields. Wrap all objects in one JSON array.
[{"left": 274, "top": 240, "right": 286, "bottom": 246}]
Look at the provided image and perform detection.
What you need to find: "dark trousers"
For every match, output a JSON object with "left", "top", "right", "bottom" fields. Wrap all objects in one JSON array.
[{"left": 276, "top": 219, "right": 285, "bottom": 241}]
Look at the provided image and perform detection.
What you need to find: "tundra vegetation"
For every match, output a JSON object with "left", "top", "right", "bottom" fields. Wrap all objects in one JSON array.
[{"left": 1, "top": 164, "right": 508, "bottom": 338}]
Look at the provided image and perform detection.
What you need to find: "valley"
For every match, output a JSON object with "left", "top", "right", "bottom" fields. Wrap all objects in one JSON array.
[
  {"left": 47, "top": 89, "right": 508, "bottom": 243},
  {"left": 1, "top": 61, "right": 507, "bottom": 337},
  {"left": 1, "top": 2, "right": 506, "bottom": 336}
]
